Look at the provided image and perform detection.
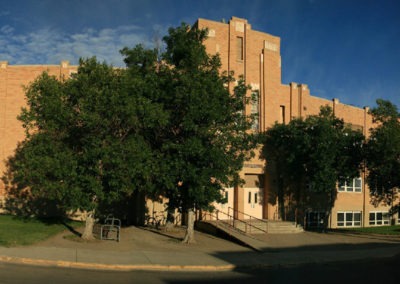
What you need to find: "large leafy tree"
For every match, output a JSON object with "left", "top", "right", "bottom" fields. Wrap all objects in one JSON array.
[
  {"left": 262, "top": 106, "right": 364, "bottom": 224},
  {"left": 366, "top": 99, "right": 400, "bottom": 214},
  {"left": 3, "top": 58, "right": 165, "bottom": 239},
  {"left": 121, "top": 24, "right": 257, "bottom": 243}
]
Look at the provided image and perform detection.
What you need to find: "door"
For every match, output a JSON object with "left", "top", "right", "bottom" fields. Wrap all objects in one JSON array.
[{"left": 244, "top": 187, "right": 263, "bottom": 219}]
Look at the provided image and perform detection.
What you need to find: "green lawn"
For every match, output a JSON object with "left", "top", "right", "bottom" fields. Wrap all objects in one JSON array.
[
  {"left": 337, "top": 225, "right": 400, "bottom": 235},
  {"left": 0, "top": 215, "right": 82, "bottom": 247}
]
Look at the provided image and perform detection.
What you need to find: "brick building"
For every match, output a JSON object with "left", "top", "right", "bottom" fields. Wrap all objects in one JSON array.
[
  {"left": 0, "top": 17, "right": 398, "bottom": 228},
  {"left": 0, "top": 61, "right": 77, "bottom": 199},
  {"left": 195, "top": 17, "right": 399, "bottom": 228}
]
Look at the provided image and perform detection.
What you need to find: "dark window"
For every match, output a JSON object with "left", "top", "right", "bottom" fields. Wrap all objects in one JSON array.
[{"left": 236, "top": 37, "right": 243, "bottom": 61}]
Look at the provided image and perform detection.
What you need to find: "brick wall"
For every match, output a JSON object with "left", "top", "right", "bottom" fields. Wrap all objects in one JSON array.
[
  {"left": 0, "top": 61, "right": 77, "bottom": 197},
  {"left": 199, "top": 17, "right": 395, "bottom": 226}
]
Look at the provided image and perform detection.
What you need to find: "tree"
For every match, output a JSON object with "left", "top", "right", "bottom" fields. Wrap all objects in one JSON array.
[
  {"left": 3, "top": 58, "right": 165, "bottom": 239},
  {"left": 4, "top": 23, "right": 256, "bottom": 243},
  {"left": 121, "top": 23, "right": 257, "bottom": 243},
  {"left": 366, "top": 99, "right": 400, "bottom": 216},
  {"left": 262, "top": 106, "right": 364, "bottom": 225}
]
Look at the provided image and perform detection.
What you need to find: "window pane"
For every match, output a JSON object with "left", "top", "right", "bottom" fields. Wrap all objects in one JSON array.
[
  {"left": 337, "top": 213, "right": 344, "bottom": 222},
  {"left": 248, "top": 192, "right": 251, "bottom": 203},
  {"left": 354, "top": 213, "right": 361, "bottom": 222},
  {"left": 383, "top": 213, "right": 389, "bottom": 224},
  {"left": 254, "top": 193, "right": 258, "bottom": 204},
  {"left": 377, "top": 213, "right": 382, "bottom": 220},
  {"left": 369, "top": 213, "right": 375, "bottom": 221},
  {"left": 355, "top": 178, "right": 362, "bottom": 188},
  {"left": 346, "top": 213, "right": 353, "bottom": 221},
  {"left": 236, "top": 37, "right": 243, "bottom": 60}
]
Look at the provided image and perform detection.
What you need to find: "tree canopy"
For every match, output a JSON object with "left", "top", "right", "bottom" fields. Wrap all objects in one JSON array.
[
  {"left": 122, "top": 23, "right": 257, "bottom": 242},
  {"left": 366, "top": 99, "right": 400, "bottom": 212},
  {"left": 4, "top": 23, "right": 257, "bottom": 242},
  {"left": 3, "top": 58, "right": 166, "bottom": 238},
  {"left": 262, "top": 106, "right": 364, "bottom": 223}
]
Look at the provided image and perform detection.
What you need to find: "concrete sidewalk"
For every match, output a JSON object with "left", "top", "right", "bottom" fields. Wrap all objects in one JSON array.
[{"left": 0, "top": 226, "right": 400, "bottom": 271}]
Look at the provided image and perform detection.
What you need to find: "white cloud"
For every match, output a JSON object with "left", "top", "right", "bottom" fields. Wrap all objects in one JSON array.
[
  {"left": 1, "top": 25, "right": 14, "bottom": 34},
  {"left": 0, "top": 25, "right": 152, "bottom": 66}
]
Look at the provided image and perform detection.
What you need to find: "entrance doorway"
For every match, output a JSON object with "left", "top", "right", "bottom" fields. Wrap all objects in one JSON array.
[{"left": 243, "top": 174, "right": 264, "bottom": 219}]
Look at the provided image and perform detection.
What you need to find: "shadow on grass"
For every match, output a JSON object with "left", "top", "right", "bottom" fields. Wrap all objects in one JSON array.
[{"left": 61, "top": 221, "right": 82, "bottom": 237}]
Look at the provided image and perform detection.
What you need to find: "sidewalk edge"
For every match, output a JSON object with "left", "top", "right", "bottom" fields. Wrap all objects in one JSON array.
[{"left": 0, "top": 255, "right": 237, "bottom": 272}]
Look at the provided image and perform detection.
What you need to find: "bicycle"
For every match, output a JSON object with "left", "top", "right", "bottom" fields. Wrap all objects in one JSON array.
[{"left": 145, "top": 211, "right": 166, "bottom": 229}]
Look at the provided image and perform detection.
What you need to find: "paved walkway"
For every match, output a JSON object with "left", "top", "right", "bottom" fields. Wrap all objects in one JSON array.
[{"left": 0, "top": 226, "right": 400, "bottom": 271}]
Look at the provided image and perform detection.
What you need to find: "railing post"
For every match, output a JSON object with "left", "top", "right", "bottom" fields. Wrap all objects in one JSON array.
[{"left": 249, "top": 216, "right": 251, "bottom": 234}]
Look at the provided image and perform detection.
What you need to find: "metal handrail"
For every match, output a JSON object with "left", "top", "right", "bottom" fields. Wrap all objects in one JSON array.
[
  {"left": 202, "top": 209, "right": 268, "bottom": 234},
  {"left": 228, "top": 207, "right": 268, "bottom": 233}
]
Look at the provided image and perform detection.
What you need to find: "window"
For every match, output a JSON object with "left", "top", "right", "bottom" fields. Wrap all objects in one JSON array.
[
  {"left": 236, "top": 37, "right": 244, "bottom": 61},
  {"left": 338, "top": 178, "right": 362, "bottom": 192},
  {"left": 306, "top": 211, "right": 326, "bottom": 229},
  {"left": 254, "top": 193, "right": 258, "bottom": 204},
  {"left": 337, "top": 211, "right": 362, "bottom": 227},
  {"left": 251, "top": 91, "right": 259, "bottom": 132},
  {"left": 369, "top": 211, "right": 390, "bottom": 226},
  {"left": 248, "top": 192, "right": 251, "bottom": 204},
  {"left": 279, "top": 105, "right": 285, "bottom": 124}
]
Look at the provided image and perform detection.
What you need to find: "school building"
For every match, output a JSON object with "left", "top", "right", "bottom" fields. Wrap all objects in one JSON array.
[
  {"left": 195, "top": 17, "right": 399, "bottom": 228},
  {"left": 0, "top": 17, "right": 398, "bottom": 228}
]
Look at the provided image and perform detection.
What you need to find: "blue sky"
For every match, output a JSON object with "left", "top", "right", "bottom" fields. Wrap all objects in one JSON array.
[{"left": 0, "top": 0, "right": 399, "bottom": 108}]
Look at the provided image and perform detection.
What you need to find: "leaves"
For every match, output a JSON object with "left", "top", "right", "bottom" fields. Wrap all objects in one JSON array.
[
  {"left": 5, "top": 22, "right": 258, "bottom": 223},
  {"left": 366, "top": 99, "right": 400, "bottom": 207},
  {"left": 4, "top": 57, "right": 164, "bottom": 217},
  {"left": 262, "top": 106, "right": 365, "bottom": 212}
]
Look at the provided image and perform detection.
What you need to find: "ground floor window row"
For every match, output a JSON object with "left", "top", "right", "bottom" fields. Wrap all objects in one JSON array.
[
  {"left": 337, "top": 211, "right": 394, "bottom": 227},
  {"left": 369, "top": 211, "right": 390, "bottom": 226},
  {"left": 337, "top": 211, "right": 362, "bottom": 227}
]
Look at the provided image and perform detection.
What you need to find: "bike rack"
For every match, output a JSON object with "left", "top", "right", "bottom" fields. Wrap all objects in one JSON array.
[{"left": 101, "top": 215, "right": 121, "bottom": 242}]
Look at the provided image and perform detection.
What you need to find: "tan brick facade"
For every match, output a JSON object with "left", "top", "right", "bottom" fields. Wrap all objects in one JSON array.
[
  {"left": 0, "top": 17, "right": 398, "bottom": 227},
  {"left": 0, "top": 61, "right": 77, "bottom": 198},
  {"left": 197, "top": 17, "right": 398, "bottom": 228}
]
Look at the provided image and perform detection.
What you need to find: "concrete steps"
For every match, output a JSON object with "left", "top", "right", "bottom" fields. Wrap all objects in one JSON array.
[
  {"left": 197, "top": 219, "right": 304, "bottom": 251},
  {"left": 233, "top": 220, "right": 303, "bottom": 234},
  {"left": 266, "top": 220, "right": 304, "bottom": 234},
  {"left": 201, "top": 219, "right": 303, "bottom": 235}
]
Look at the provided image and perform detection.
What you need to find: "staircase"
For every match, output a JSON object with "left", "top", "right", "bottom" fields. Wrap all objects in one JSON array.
[
  {"left": 199, "top": 207, "right": 303, "bottom": 236},
  {"left": 265, "top": 220, "right": 304, "bottom": 234},
  {"left": 224, "top": 219, "right": 303, "bottom": 234},
  {"left": 197, "top": 209, "right": 304, "bottom": 251}
]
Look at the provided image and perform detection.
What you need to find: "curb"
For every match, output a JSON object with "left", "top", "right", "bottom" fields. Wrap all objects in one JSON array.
[{"left": 0, "top": 255, "right": 237, "bottom": 272}]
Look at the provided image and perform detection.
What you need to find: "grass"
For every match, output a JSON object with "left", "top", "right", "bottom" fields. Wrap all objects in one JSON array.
[
  {"left": 0, "top": 214, "right": 83, "bottom": 247},
  {"left": 335, "top": 225, "right": 400, "bottom": 235}
]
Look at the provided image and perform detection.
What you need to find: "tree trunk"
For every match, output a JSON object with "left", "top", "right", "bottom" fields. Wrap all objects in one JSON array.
[
  {"left": 81, "top": 210, "right": 95, "bottom": 240},
  {"left": 182, "top": 208, "right": 196, "bottom": 244},
  {"left": 164, "top": 207, "right": 176, "bottom": 231}
]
